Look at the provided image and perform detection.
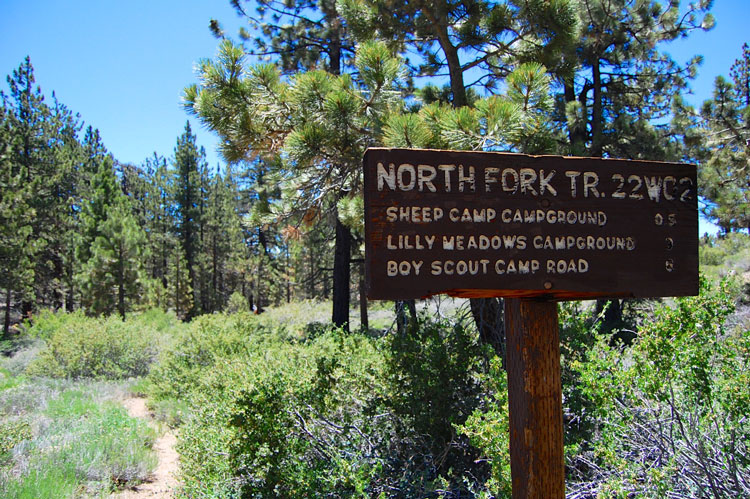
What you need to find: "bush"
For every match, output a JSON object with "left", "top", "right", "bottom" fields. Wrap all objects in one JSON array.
[
  {"left": 175, "top": 325, "right": 389, "bottom": 497},
  {"left": 146, "top": 312, "right": 260, "bottom": 403},
  {"left": 225, "top": 291, "right": 250, "bottom": 314},
  {"left": 25, "top": 311, "right": 165, "bottom": 380},
  {"left": 456, "top": 356, "right": 511, "bottom": 498},
  {"left": 163, "top": 309, "right": 498, "bottom": 497},
  {"left": 570, "top": 277, "right": 750, "bottom": 496},
  {"left": 382, "top": 316, "right": 489, "bottom": 493},
  {"left": 700, "top": 233, "right": 750, "bottom": 301}
]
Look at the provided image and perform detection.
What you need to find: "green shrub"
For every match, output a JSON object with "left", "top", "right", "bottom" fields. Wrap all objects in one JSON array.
[
  {"left": 0, "top": 417, "right": 31, "bottom": 462},
  {"left": 456, "top": 356, "right": 511, "bottom": 498},
  {"left": 225, "top": 291, "right": 250, "bottom": 314},
  {"left": 700, "top": 233, "right": 750, "bottom": 300},
  {"left": 176, "top": 326, "right": 388, "bottom": 497},
  {"left": 26, "top": 312, "right": 159, "bottom": 379},
  {"left": 383, "top": 316, "right": 488, "bottom": 491},
  {"left": 571, "top": 277, "right": 750, "bottom": 496},
  {"left": 168, "top": 311, "right": 495, "bottom": 497},
  {"left": 146, "top": 312, "right": 260, "bottom": 403}
]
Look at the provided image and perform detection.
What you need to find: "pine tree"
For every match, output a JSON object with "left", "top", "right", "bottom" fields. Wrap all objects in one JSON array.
[
  {"left": 0, "top": 95, "right": 35, "bottom": 337},
  {"left": 77, "top": 156, "right": 147, "bottom": 317},
  {"left": 557, "top": 0, "right": 713, "bottom": 158},
  {"left": 676, "top": 44, "right": 750, "bottom": 233},
  {"left": 47, "top": 95, "right": 84, "bottom": 311},
  {"left": 79, "top": 198, "right": 146, "bottom": 318},
  {"left": 185, "top": 40, "right": 403, "bottom": 329},
  {"left": 199, "top": 165, "right": 245, "bottom": 311},
  {"left": 340, "top": 0, "right": 578, "bottom": 107},
  {"left": 215, "top": 0, "right": 355, "bottom": 75},
  {"left": 3, "top": 58, "right": 52, "bottom": 316},
  {"left": 172, "top": 121, "right": 206, "bottom": 319}
]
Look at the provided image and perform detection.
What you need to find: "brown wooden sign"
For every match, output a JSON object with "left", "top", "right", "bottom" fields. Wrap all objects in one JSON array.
[{"left": 364, "top": 148, "right": 698, "bottom": 300}]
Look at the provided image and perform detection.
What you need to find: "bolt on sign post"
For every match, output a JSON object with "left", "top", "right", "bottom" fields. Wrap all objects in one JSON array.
[{"left": 363, "top": 148, "right": 698, "bottom": 498}]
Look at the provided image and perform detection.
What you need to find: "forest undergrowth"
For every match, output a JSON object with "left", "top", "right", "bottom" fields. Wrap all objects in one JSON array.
[{"left": 1, "top": 264, "right": 749, "bottom": 497}]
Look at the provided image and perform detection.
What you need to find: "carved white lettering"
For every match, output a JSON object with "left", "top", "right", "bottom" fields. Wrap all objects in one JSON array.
[
  {"left": 520, "top": 168, "right": 538, "bottom": 195},
  {"left": 458, "top": 165, "right": 475, "bottom": 192},
  {"left": 397, "top": 164, "right": 416, "bottom": 191},
  {"left": 495, "top": 259, "right": 540, "bottom": 275},
  {"left": 387, "top": 260, "right": 424, "bottom": 276},
  {"left": 417, "top": 165, "right": 437, "bottom": 192},
  {"left": 377, "top": 162, "right": 396, "bottom": 191},
  {"left": 546, "top": 259, "right": 589, "bottom": 274},
  {"left": 566, "top": 171, "right": 581, "bottom": 197},
  {"left": 502, "top": 168, "right": 519, "bottom": 193},
  {"left": 539, "top": 170, "right": 557, "bottom": 196},
  {"left": 583, "top": 172, "right": 600, "bottom": 198},
  {"left": 438, "top": 164, "right": 455, "bottom": 192},
  {"left": 485, "top": 167, "right": 499, "bottom": 192}
]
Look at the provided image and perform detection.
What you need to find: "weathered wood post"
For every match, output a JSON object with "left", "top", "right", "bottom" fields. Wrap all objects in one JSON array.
[
  {"left": 505, "top": 298, "right": 564, "bottom": 498},
  {"left": 363, "top": 147, "right": 698, "bottom": 499}
]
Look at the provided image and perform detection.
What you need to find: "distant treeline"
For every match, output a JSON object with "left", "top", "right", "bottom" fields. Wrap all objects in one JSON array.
[{"left": 0, "top": 58, "right": 339, "bottom": 337}]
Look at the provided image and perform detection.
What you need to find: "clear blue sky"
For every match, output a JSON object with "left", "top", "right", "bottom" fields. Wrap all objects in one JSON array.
[
  {"left": 1, "top": 0, "right": 246, "bottom": 169},
  {"left": 1, "top": 0, "right": 748, "bottom": 233}
]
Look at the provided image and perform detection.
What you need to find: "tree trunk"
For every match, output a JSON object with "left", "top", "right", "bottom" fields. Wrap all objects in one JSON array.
[
  {"left": 595, "top": 298, "right": 624, "bottom": 337},
  {"left": 332, "top": 217, "right": 351, "bottom": 331},
  {"left": 118, "top": 245, "right": 126, "bottom": 319},
  {"left": 358, "top": 267, "right": 368, "bottom": 332},
  {"left": 66, "top": 257, "right": 75, "bottom": 312},
  {"left": 308, "top": 243, "right": 315, "bottom": 298},
  {"left": 285, "top": 245, "right": 291, "bottom": 303},
  {"left": 255, "top": 257, "right": 265, "bottom": 314},
  {"left": 212, "top": 236, "right": 218, "bottom": 312},
  {"left": 470, "top": 297, "right": 506, "bottom": 361},
  {"left": 591, "top": 58, "right": 604, "bottom": 157},
  {"left": 175, "top": 252, "right": 181, "bottom": 318},
  {"left": 564, "top": 82, "right": 587, "bottom": 156},
  {"left": 433, "top": 22, "right": 467, "bottom": 107},
  {"left": 395, "top": 300, "right": 417, "bottom": 335},
  {"left": 3, "top": 288, "right": 11, "bottom": 340},
  {"left": 21, "top": 300, "right": 32, "bottom": 322}
]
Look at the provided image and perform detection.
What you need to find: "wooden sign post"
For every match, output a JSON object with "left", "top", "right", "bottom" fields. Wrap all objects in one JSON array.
[{"left": 363, "top": 148, "right": 698, "bottom": 498}]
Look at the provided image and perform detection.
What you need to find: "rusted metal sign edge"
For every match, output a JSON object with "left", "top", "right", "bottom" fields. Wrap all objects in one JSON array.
[{"left": 364, "top": 147, "right": 698, "bottom": 301}]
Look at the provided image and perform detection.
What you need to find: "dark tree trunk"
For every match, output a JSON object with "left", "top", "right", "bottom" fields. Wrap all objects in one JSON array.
[
  {"left": 595, "top": 298, "right": 624, "bottom": 336},
  {"left": 332, "top": 217, "right": 351, "bottom": 331},
  {"left": 3, "top": 288, "right": 11, "bottom": 340},
  {"left": 255, "top": 257, "right": 265, "bottom": 314},
  {"left": 175, "top": 252, "right": 182, "bottom": 319},
  {"left": 308, "top": 243, "right": 315, "bottom": 298},
  {"left": 591, "top": 58, "right": 604, "bottom": 157},
  {"left": 212, "top": 236, "right": 218, "bottom": 312},
  {"left": 395, "top": 299, "right": 417, "bottom": 335},
  {"left": 358, "top": 267, "right": 368, "bottom": 332},
  {"left": 21, "top": 300, "right": 32, "bottom": 321},
  {"left": 285, "top": 245, "right": 291, "bottom": 303},
  {"left": 118, "top": 245, "right": 125, "bottom": 319},
  {"left": 185, "top": 225, "right": 196, "bottom": 319},
  {"left": 564, "top": 82, "right": 587, "bottom": 156},
  {"left": 434, "top": 22, "right": 467, "bottom": 107},
  {"left": 66, "top": 257, "right": 75, "bottom": 312},
  {"left": 470, "top": 297, "right": 506, "bottom": 361}
]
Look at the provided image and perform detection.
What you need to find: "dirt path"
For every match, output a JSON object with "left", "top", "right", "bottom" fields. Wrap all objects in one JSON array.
[{"left": 115, "top": 397, "right": 180, "bottom": 498}]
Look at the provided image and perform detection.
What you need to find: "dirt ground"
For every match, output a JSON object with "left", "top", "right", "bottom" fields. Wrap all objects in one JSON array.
[{"left": 114, "top": 397, "right": 180, "bottom": 498}]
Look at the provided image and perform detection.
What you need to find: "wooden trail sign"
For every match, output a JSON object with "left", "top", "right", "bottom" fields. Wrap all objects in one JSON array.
[
  {"left": 364, "top": 147, "right": 698, "bottom": 301},
  {"left": 363, "top": 148, "right": 699, "bottom": 499}
]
